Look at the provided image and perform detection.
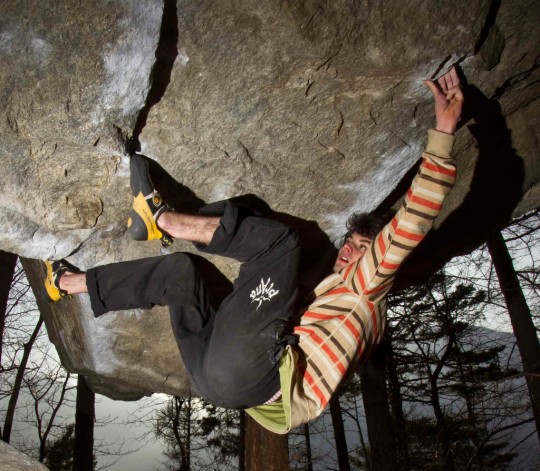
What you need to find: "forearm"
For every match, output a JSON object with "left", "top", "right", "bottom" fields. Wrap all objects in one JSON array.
[{"left": 402, "top": 129, "right": 456, "bottom": 229}]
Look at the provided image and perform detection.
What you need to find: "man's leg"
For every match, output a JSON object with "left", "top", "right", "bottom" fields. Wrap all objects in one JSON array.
[
  {"left": 58, "top": 272, "right": 87, "bottom": 294},
  {"left": 157, "top": 212, "right": 220, "bottom": 246},
  {"left": 51, "top": 153, "right": 302, "bottom": 407},
  {"left": 170, "top": 200, "right": 301, "bottom": 409},
  {"left": 58, "top": 211, "right": 299, "bottom": 408},
  {"left": 53, "top": 253, "right": 213, "bottom": 320},
  {"left": 127, "top": 153, "right": 222, "bottom": 247},
  {"left": 84, "top": 254, "right": 210, "bottom": 316},
  {"left": 56, "top": 253, "right": 221, "bottom": 401},
  {"left": 58, "top": 210, "right": 221, "bottom": 295},
  {"left": 133, "top": 201, "right": 301, "bottom": 408}
]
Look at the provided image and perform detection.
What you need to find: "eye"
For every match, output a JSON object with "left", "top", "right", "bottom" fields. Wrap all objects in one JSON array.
[{"left": 358, "top": 244, "right": 368, "bottom": 252}]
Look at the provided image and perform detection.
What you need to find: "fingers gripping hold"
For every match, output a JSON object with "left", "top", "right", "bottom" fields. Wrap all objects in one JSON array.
[
  {"left": 438, "top": 67, "right": 460, "bottom": 94},
  {"left": 424, "top": 66, "right": 464, "bottom": 135}
]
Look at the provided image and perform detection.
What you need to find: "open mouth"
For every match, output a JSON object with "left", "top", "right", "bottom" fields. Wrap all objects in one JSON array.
[{"left": 340, "top": 257, "right": 349, "bottom": 263}]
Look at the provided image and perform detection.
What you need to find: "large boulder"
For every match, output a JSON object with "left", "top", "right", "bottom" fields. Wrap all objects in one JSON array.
[
  {"left": 1, "top": 0, "right": 539, "bottom": 399},
  {"left": 0, "top": 441, "right": 49, "bottom": 471}
]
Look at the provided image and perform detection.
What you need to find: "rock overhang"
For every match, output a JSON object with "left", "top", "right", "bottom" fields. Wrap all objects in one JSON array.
[{"left": 2, "top": 0, "right": 539, "bottom": 399}]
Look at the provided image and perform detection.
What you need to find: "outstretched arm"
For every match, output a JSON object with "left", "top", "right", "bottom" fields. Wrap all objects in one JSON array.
[
  {"left": 341, "top": 68, "right": 462, "bottom": 298},
  {"left": 424, "top": 66, "right": 464, "bottom": 135}
]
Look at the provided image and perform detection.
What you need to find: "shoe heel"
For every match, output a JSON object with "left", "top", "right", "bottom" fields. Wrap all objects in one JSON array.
[
  {"left": 127, "top": 195, "right": 164, "bottom": 241},
  {"left": 127, "top": 210, "right": 150, "bottom": 241}
]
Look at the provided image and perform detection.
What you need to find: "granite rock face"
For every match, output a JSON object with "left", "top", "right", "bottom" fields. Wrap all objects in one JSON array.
[
  {"left": 1, "top": 0, "right": 539, "bottom": 399},
  {"left": 0, "top": 441, "right": 49, "bottom": 471}
]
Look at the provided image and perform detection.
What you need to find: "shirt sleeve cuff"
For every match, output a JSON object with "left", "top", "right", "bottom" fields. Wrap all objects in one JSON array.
[{"left": 426, "top": 129, "right": 455, "bottom": 159}]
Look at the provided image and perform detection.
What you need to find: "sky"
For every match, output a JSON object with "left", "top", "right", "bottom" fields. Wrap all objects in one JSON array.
[{"left": 94, "top": 395, "right": 168, "bottom": 471}]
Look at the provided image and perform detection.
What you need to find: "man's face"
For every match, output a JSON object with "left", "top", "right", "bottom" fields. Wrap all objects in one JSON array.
[{"left": 333, "top": 232, "right": 372, "bottom": 272}]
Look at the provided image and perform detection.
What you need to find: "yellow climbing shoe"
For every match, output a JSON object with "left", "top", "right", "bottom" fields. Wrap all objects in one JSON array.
[
  {"left": 43, "top": 260, "right": 70, "bottom": 302},
  {"left": 127, "top": 154, "right": 173, "bottom": 247}
]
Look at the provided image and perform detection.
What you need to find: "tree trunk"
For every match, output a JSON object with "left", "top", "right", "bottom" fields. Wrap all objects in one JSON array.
[
  {"left": 350, "top": 395, "right": 370, "bottom": 470},
  {"left": 2, "top": 316, "right": 43, "bottom": 443},
  {"left": 429, "top": 375, "right": 455, "bottom": 471},
  {"left": 72, "top": 375, "right": 95, "bottom": 471},
  {"left": 360, "top": 343, "right": 396, "bottom": 471},
  {"left": 186, "top": 395, "right": 191, "bottom": 470},
  {"left": 244, "top": 415, "right": 288, "bottom": 470},
  {"left": 330, "top": 395, "right": 351, "bottom": 471},
  {"left": 487, "top": 232, "right": 540, "bottom": 445},
  {"left": 171, "top": 397, "right": 188, "bottom": 470},
  {"left": 0, "top": 251, "right": 18, "bottom": 368},
  {"left": 239, "top": 411, "right": 246, "bottom": 471},
  {"left": 386, "top": 341, "right": 409, "bottom": 470},
  {"left": 427, "top": 326, "right": 456, "bottom": 471},
  {"left": 304, "top": 422, "right": 313, "bottom": 471},
  {"left": 39, "top": 373, "right": 72, "bottom": 462}
]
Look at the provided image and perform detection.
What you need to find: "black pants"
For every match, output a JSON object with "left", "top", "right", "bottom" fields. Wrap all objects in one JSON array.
[{"left": 86, "top": 201, "right": 300, "bottom": 409}]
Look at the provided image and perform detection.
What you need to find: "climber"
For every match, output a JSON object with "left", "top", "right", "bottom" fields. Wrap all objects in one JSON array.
[{"left": 44, "top": 67, "right": 463, "bottom": 433}]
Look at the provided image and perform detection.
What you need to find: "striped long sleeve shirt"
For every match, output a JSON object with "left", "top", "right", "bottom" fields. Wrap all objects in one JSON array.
[{"left": 247, "top": 129, "right": 456, "bottom": 433}]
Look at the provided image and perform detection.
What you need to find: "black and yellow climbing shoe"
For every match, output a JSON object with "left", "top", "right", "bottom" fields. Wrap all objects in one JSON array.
[
  {"left": 127, "top": 154, "right": 173, "bottom": 247},
  {"left": 43, "top": 260, "right": 71, "bottom": 302}
]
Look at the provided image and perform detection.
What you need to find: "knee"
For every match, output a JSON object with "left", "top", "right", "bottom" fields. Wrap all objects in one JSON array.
[
  {"left": 257, "top": 223, "right": 300, "bottom": 260},
  {"left": 161, "top": 251, "right": 192, "bottom": 267},
  {"left": 204, "top": 355, "right": 244, "bottom": 390},
  {"left": 203, "top": 355, "right": 250, "bottom": 405},
  {"left": 159, "top": 252, "right": 196, "bottom": 278},
  {"left": 283, "top": 227, "right": 300, "bottom": 252},
  {"left": 151, "top": 253, "right": 204, "bottom": 297}
]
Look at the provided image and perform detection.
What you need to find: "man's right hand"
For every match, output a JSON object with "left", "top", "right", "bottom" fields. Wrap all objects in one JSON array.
[{"left": 423, "top": 66, "right": 464, "bottom": 135}]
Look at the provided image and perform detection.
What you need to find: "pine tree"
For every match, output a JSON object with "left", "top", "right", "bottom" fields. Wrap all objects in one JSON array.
[
  {"left": 388, "top": 271, "right": 518, "bottom": 470},
  {"left": 154, "top": 393, "right": 241, "bottom": 470},
  {"left": 43, "top": 423, "right": 75, "bottom": 471}
]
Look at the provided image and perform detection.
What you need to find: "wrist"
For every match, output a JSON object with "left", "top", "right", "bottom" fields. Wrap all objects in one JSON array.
[{"left": 435, "top": 122, "right": 456, "bottom": 135}]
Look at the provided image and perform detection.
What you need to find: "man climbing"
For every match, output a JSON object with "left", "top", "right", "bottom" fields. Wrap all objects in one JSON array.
[{"left": 44, "top": 67, "right": 463, "bottom": 433}]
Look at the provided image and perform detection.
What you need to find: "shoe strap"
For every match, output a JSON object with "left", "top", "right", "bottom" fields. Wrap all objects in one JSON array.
[
  {"left": 54, "top": 266, "right": 70, "bottom": 292},
  {"left": 154, "top": 202, "right": 173, "bottom": 222}
]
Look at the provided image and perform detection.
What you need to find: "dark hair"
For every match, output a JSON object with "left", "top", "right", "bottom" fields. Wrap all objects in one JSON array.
[{"left": 340, "top": 210, "right": 395, "bottom": 246}]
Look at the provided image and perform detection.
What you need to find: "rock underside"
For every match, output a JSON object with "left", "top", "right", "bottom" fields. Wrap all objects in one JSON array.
[{"left": 1, "top": 0, "right": 539, "bottom": 399}]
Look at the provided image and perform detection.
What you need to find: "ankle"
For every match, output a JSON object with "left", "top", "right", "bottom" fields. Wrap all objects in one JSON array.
[
  {"left": 59, "top": 272, "right": 88, "bottom": 295},
  {"left": 157, "top": 211, "right": 170, "bottom": 232},
  {"left": 58, "top": 271, "right": 73, "bottom": 292}
]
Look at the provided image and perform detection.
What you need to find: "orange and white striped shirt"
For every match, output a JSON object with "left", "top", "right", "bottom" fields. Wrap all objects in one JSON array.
[{"left": 247, "top": 129, "right": 456, "bottom": 433}]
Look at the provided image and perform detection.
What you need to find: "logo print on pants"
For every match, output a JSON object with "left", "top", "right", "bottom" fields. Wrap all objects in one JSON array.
[{"left": 250, "top": 278, "right": 279, "bottom": 310}]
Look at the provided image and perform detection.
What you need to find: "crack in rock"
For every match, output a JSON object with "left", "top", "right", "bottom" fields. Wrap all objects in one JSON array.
[{"left": 127, "top": 0, "right": 179, "bottom": 155}]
